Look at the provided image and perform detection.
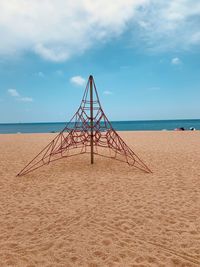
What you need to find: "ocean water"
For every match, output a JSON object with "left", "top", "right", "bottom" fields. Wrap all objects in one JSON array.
[{"left": 0, "top": 119, "right": 199, "bottom": 134}]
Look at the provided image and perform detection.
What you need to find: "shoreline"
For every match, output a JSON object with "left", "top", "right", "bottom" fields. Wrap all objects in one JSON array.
[
  {"left": 0, "top": 119, "right": 200, "bottom": 134},
  {"left": 0, "top": 129, "right": 199, "bottom": 135}
]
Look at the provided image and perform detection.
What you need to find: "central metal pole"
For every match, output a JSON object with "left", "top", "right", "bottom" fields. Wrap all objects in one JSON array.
[{"left": 89, "top": 75, "right": 94, "bottom": 164}]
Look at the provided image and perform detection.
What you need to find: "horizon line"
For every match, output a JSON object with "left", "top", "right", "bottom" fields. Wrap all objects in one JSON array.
[{"left": 0, "top": 118, "right": 200, "bottom": 125}]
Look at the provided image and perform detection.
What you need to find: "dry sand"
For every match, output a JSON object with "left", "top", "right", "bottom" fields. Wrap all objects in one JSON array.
[{"left": 0, "top": 131, "right": 200, "bottom": 267}]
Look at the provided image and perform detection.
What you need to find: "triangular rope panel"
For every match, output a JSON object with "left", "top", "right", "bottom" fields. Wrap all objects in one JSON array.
[{"left": 17, "top": 75, "right": 151, "bottom": 176}]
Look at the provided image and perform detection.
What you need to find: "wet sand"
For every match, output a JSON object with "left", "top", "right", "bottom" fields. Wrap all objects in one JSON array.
[{"left": 0, "top": 131, "right": 200, "bottom": 267}]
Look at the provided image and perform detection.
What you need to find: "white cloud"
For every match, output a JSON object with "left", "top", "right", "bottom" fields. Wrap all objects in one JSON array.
[
  {"left": 35, "top": 44, "right": 70, "bottom": 62},
  {"left": 171, "top": 57, "right": 182, "bottom": 65},
  {"left": 0, "top": 0, "right": 148, "bottom": 62},
  {"left": 19, "top": 97, "right": 33, "bottom": 102},
  {"left": 0, "top": 0, "right": 200, "bottom": 61},
  {"left": 134, "top": 0, "right": 200, "bottom": 51},
  {"left": 70, "top": 76, "right": 86, "bottom": 86},
  {"left": 190, "top": 32, "right": 200, "bottom": 45},
  {"left": 103, "top": 90, "right": 113, "bottom": 95},
  {"left": 7, "top": 88, "right": 33, "bottom": 102},
  {"left": 8, "top": 88, "right": 20, "bottom": 97}
]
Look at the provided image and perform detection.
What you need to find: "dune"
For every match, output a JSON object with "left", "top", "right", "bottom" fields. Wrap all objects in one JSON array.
[{"left": 0, "top": 131, "right": 200, "bottom": 267}]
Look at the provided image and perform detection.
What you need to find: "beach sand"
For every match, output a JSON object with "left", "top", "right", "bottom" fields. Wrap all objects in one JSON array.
[{"left": 0, "top": 131, "right": 200, "bottom": 267}]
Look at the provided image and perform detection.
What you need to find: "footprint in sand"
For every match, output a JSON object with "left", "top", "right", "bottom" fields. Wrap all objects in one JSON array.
[{"left": 102, "top": 239, "right": 111, "bottom": 246}]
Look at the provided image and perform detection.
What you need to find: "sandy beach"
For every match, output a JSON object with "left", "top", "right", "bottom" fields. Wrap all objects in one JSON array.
[{"left": 0, "top": 131, "right": 200, "bottom": 267}]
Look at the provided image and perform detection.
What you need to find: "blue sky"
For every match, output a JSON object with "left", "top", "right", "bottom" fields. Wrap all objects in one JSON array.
[{"left": 0, "top": 0, "right": 200, "bottom": 123}]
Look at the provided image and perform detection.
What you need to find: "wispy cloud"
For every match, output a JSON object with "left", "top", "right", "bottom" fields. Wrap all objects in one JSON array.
[
  {"left": 55, "top": 70, "right": 64, "bottom": 76},
  {"left": 70, "top": 76, "right": 86, "bottom": 86},
  {"left": 35, "top": 44, "right": 70, "bottom": 62},
  {"left": 171, "top": 57, "right": 182, "bottom": 65},
  {"left": 8, "top": 88, "right": 20, "bottom": 97},
  {"left": 134, "top": 1, "right": 200, "bottom": 52},
  {"left": 0, "top": 1, "right": 200, "bottom": 61},
  {"left": 8, "top": 89, "right": 33, "bottom": 102},
  {"left": 19, "top": 97, "right": 33, "bottom": 102},
  {"left": 103, "top": 90, "right": 113, "bottom": 95},
  {"left": 36, "top": 71, "right": 45, "bottom": 78}
]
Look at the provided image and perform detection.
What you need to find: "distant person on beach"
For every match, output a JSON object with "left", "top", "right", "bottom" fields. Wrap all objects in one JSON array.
[
  {"left": 174, "top": 127, "right": 185, "bottom": 131},
  {"left": 174, "top": 127, "right": 196, "bottom": 131}
]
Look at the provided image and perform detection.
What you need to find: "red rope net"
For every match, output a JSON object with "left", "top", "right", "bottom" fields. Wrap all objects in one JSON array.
[{"left": 17, "top": 76, "right": 151, "bottom": 176}]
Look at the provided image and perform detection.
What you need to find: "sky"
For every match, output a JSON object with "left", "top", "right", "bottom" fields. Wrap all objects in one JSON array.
[{"left": 0, "top": 0, "right": 200, "bottom": 123}]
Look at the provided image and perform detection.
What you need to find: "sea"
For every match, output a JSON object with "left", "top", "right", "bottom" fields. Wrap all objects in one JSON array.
[{"left": 0, "top": 119, "right": 199, "bottom": 134}]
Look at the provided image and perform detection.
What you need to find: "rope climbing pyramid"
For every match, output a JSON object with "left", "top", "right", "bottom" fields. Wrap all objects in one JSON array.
[{"left": 17, "top": 75, "right": 151, "bottom": 176}]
